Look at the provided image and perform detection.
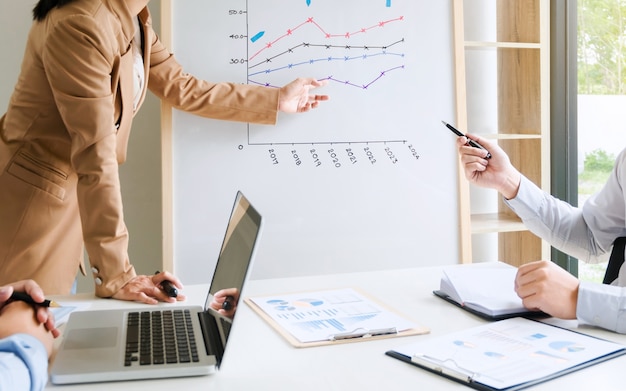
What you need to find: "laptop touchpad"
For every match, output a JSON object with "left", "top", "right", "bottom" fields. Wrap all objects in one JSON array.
[{"left": 64, "top": 327, "right": 118, "bottom": 349}]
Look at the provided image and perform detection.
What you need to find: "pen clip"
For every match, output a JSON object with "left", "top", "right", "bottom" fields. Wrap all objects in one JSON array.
[
  {"left": 329, "top": 327, "right": 397, "bottom": 341},
  {"left": 411, "top": 353, "right": 476, "bottom": 383}
]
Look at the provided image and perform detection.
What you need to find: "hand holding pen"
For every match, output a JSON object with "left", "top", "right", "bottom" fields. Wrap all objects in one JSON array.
[
  {"left": 154, "top": 271, "right": 186, "bottom": 302},
  {"left": 210, "top": 288, "right": 239, "bottom": 318},
  {"left": 155, "top": 271, "right": 178, "bottom": 298},
  {"left": 0, "top": 280, "right": 61, "bottom": 339},
  {"left": 442, "top": 121, "right": 491, "bottom": 159},
  {"left": 113, "top": 272, "right": 186, "bottom": 304},
  {"left": 452, "top": 126, "right": 522, "bottom": 200}
]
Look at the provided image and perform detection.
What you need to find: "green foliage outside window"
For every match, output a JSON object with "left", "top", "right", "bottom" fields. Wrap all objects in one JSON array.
[
  {"left": 584, "top": 149, "right": 616, "bottom": 172},
  {"left": 579, "top": 149, "right": 615, "bottom": 196},
  {"left": 578, "top": 0, "right": 626, "bottom": 94}
]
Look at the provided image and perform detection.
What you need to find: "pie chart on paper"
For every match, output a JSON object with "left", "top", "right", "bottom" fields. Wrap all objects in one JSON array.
[
  {"left": 293, "top": 298, "right": 325, "bottom": 307},
  {"left": 549, "top": 341, "right": 586, "bottom": 353}
]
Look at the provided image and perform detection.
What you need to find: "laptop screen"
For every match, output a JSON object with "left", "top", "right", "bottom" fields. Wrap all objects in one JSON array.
[{"left": 204, "top": 191, "right": 262, "bottom": 317}]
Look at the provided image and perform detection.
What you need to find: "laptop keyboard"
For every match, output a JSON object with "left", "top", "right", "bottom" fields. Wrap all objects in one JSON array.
[{"left": 124, "top": 309, "right": 200, "bottom": 366}]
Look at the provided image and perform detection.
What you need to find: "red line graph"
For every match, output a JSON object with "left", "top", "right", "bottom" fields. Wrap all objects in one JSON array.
[{"left": 249, "top": 16, "right": 404, "bottom": 61}]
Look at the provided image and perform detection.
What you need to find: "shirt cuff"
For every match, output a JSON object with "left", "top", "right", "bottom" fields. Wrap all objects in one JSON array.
[
  {"left": 94, "top": 264, "right": 136, "bottom": 298},
  {"left": 0, "top": 334, "right": 48, "bottom": 391},
  {"left": 577, "top": 281, "right": 626, "bottom": 334},
  {"left": 503, "top": 175, "right": 545, "bottom": 219}
]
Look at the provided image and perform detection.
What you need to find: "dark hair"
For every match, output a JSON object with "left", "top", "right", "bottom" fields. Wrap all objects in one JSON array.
[{"left": 32, "top": 0, "right": 77, "bottom": 21}]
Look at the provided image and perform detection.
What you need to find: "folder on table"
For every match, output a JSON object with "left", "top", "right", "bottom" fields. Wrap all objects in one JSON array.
[
  {"left": 245, "top": 287, "right": 428, "bottom": 347},
  {"left": 386, "top": 317, "right": 626, "bottom": 391}
]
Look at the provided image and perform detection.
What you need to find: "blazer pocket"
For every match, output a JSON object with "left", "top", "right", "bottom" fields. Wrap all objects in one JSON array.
[{"left": 7, "top": 152, "right": 68, "bottom": 200}]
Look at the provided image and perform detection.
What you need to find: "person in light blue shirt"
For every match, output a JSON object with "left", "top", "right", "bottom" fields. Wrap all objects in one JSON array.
[
  {"left": 0, "top": 280, "right": 60, "bottom": 390},
  {"left": 457, "top": 133, "right": 626, "bottom": 334}
]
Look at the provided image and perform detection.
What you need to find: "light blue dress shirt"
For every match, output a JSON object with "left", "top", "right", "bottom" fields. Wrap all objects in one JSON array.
[
  {"left": 505, "top": 149, "right": 626, "bottom": 333},
  {"left": 0, "top": 334, "right": 48, "bottom": 391}
]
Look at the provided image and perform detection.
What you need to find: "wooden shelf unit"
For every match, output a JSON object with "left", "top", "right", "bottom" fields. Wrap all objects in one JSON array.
[{"left": 454, "top": 0, "right": 551, "bottom": 267}]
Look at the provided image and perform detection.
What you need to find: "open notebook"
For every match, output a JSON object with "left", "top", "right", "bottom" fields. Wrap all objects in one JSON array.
[{"left": 433, "top": 262, "right": 547, "bottom": 321}]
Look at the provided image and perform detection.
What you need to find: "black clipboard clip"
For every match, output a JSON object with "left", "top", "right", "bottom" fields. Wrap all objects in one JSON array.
[
  {"left": 329, "top": 327, "right": 397, "bottom": 341},
  {"left": 411, "top": 353, "right": 476, "bottom": 383}
]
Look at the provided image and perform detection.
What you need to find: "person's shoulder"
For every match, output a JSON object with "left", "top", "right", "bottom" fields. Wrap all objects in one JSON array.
[
  {"left": 47, "top": 0, "right": 110, "bottom": 20},
  {"left": 45, "top": 0, "right": 128, "bottom": 33},
  {"left": 42, "top": 0, "right": 125, "bottom": 51},
  {"left": 612, "top": 148, "right": 626, "bottom": 169}
]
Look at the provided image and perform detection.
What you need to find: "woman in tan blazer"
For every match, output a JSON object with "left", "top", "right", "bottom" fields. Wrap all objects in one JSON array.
[{"left": 0, "top": 0, "right": 328, "bottom": 301}]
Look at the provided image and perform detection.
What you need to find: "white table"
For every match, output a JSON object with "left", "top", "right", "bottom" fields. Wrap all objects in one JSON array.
[{"left": 45, "top": 265, "right": 626, "bottom": 390}]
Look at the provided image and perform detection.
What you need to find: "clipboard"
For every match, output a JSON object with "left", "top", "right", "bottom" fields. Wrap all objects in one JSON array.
[
  {"left": 385, "top": 317, "right": 626, "bottom": 390},
  {"left": 244, "top": 287, "right": 429, "bottom": 348}
]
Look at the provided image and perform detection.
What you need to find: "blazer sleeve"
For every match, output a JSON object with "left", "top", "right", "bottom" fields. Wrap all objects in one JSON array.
[
  {"left": 146, "top": 28, "right": 281, "bottom": 125},
  {"left": 43, "top": 15, "right": 136, "bottom": 297}
]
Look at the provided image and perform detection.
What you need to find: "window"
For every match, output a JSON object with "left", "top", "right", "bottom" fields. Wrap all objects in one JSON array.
[{"left": 577, "top": 0, "right": 626, "bottom": 282}]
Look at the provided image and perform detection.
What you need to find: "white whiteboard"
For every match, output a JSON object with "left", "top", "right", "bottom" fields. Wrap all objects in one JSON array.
[{"left": 168, "top": 0, "right": 459, "bottom": 284}]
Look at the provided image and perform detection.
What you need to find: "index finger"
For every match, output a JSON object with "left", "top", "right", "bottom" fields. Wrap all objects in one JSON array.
[
  {"left": 464, "top": 133, "right": 491, "bottom": 148},
  {"left": 153, "top": 271, "right": 184, "bottom": 290},
  {"left": 9, "top": 280, "right": 46, "bottom": 303},
  {"left": 515, "top": 261, "right": 548, "bottom": 288},
  {"left": 0, "top": 285, "right": 14, "bottom": 303},
  {"left": 309, "top": 78, "right": 328, "bottom": 88},
  {"left": 214, "top": 287, "right": 239, "bottom": 298},
  {"left": 517, "top": 260, "right": 545, "bottom": 276}
]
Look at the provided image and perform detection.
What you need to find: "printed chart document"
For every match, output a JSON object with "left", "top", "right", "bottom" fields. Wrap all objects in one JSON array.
[
  {"left": 51, "top": 301, "right": 92, "bottom": 327},
  {"left": 433, "top": 262, "right": 546, "bottom": 320},
  {"left": 245, "top": 287, "right": 428, "bottom": 347},
  {"left": 386, "top": 317, "right": 626, "bottom": 391}
]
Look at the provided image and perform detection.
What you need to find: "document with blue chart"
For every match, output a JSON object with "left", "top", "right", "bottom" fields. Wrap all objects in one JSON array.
[
  {"left": 386, "top": 317, "right": 626, "bottom": 391},
  {"left": 245, "top": 287, "right": 428, "bottom": 347}
]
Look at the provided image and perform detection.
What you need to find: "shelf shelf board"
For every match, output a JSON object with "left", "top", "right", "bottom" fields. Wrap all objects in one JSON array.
[
  {"left": 478, "top": 133, "right": 542, "bottom": 140},
  {"left": 471, "top": 213, "right": 527, "bottom": 234},
  {"left": 464, "top": 41, "right": 541, "bottom": 49}
]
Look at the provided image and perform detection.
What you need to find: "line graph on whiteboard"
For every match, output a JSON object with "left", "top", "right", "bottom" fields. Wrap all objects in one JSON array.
[
  {"left": 246, "top": 16, "right": 406, "bottom": 91},
  {"left": 180, "top": 0, "right": 455, "bottom": 169},
  {"left": 171, "top": 0, "right": 460, "bottom": 283}
]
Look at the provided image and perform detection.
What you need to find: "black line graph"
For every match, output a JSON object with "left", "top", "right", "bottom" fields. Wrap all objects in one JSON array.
[{"left": 248, "top": 40, "right": 406, "bottom": 90}]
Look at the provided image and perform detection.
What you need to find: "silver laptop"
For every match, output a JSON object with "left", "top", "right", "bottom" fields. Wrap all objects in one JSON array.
[{"left": 50, "top": 191, "right": 263, "bottom": 384}]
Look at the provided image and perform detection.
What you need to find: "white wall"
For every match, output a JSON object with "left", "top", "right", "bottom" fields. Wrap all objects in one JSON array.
[
  {"left": 168, "top": 1, "right": 460, "bottom": 285},
  {"left": 0, "top": 1, "right": 163, "bottom": 293}
]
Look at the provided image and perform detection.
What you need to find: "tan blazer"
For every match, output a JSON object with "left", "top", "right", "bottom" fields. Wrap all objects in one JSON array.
[{"left": 0, "top": 0, "right": 280, "bottom": 296}]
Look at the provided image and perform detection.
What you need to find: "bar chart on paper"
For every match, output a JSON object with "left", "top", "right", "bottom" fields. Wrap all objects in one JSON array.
[{"left": 170, "top": 0, "right": 460, "bottom": 283}]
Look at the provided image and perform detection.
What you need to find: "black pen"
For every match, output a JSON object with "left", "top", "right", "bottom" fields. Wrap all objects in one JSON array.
[
  {"left": 155, "top": 271, "right": 178, "bottom": 298},
  {"left": 441, "top": 120, "right": 492, "bottom": 159},
  {"left": 221, "top": 295, "right": 234, "bottom": 311},
  {"left": 9, "top": 291, "right": 59, "bottom": 308}
]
